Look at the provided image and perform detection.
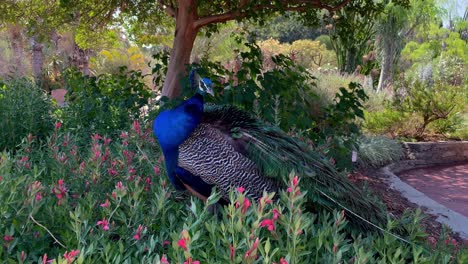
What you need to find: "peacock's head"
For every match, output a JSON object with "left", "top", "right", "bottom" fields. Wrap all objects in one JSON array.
[{"left": 189, "top": 68, "right": 214, "bottom": 96}]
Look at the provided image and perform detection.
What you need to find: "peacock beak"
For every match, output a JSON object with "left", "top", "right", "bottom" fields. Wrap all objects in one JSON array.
[{"left": 200, "top": 77, "right": 214, "bottom": 96}]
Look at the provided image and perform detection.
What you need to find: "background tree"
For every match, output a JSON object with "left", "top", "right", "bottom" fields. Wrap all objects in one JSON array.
[
  {"left": 325, "top": 0, "right": 384, "bottom": 74},
  {"left": 375, "top": 0, "right": 439, "bottom": 91},
  {"left": 142, "top": 0, "right": 354, "bottom": 98}
]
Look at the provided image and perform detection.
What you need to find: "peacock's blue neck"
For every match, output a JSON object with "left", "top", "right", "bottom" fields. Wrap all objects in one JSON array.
[{"left": 154, "top": 93, "right": 205, "bottom": 189}]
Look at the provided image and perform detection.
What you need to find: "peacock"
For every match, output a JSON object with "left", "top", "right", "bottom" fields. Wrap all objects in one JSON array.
[{"left": 153, "top": 69, "right": 387, "bottom": 232}]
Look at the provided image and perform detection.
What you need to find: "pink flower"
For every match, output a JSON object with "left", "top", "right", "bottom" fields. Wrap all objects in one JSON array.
[
  {"left": 427, "top": 236, "right": 437, "bottom": 247},
  {"left": 229, "top": 244, "right": 236, "bottom": 261},
  {"left": 91, "top": 134, "right": 102, "bottom": 142},
  {"left": 107, "top": 168, "right": 118, "bottom": 176},
  {"left": 237, "top": 186, "right": 245, "bottom": 193},
  {"left": 19, "top": 156, "right": 31, "bottom": 169},
  {"left": 3, "top": 235, "right": 13, "bottom": 243},
  {"left": 133, "top": 120, "right": 141, "bottom": 135},
  {"left": 120, "top": 132, "right": 129, "bottom": 139},
  {"left": 183, "top": 258, "right": 200, "bottom": 264},
  {"left": 79, "top": 162, "right": 86, "bottom": 173},
  {"left": 273, "top": 209, "right": 281, "bottom": 220},
  {"left": 287, "top": 176, "right": 301, "bottom": 197},
  {"left": 259, "top": 219, "right": 275, "bottom": 231},
  {"left": 274, "top": 258, "right": 288, "bottom": 264},
  {"left": 35, "top": 193, "right": 43, "bottom": 202},
  {"left": 97, "top": 218, "right": 109, "bottom": 231},
  {"left": 177, "top": 238, "right": 187, "bottom": 251},
  {"left": 244, "top": 237, "right": 259, "bottom": 260},
  {"left": 63, "top": 249, "right": 80, "bottom": 264},
  {"left": 116, "top": 181, "right": 124, "bottom": 190},
  {"left": 91, "top": 145, "right": 101, "bottom": 160},
  {"left": 52, "top": 179, "right": 67, "bottom": 205},
  {"left": 103, "top": 137, "right": 112, "bottom": 145},
  {"left": 153, "top": 166, "right": 160, "bottom": 175},
  {"left": 42, "top": 253, "right": 54, "bottom": 264},
  {"left": 160, "top": 255, "right": 170, "bottom": 264},
  {"left": 242, "top": 198, "right": 250, "bottom": 214},
  {"left": 55, "top": 122, "right": 62, "bottom": 130},
  {"left": 292, "top": 176, "right": 299, "bottom": 187},
  {"left": 133, "top": 225, "right": 144, "bottom": 240},
  {"left": 123, "top": 150, "right": 134, "bottom": 164},
  {"left": 100, "top": 199, "right": 110, "bottom": 208},
  {"left": 144, "top": 177, "right": 152, "bottom": 191}
]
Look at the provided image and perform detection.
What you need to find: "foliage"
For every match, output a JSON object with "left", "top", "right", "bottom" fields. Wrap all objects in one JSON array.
[
  {"left": 315, "top": 35, "right": 333, "bottom": 50},
  {"left": 0, "top": 79, "right": 53, "bottom": 151},
  {"left": 60, "top": 68, "right": 151, "bottom": 144},
  {"left": 362, "top": 107, "right": 409, "bottom": 137},
  {"left": 1, "top": 123, "right": 467, "bottom": 263},
  {"left": 312, "top": 71, "right": 363, "bottom": 106},
  {"left": 258, "top": 39, "right": 336, "bottom": 71},
  {"left": 248, "top": 12, "right": 321, "bottom": 43},
  {"left": 192, "top": 22, "right": 248, "bottom": 63},
  {"left": 357, "top": 135, "right": 405, "bottom": 168},
  {"left": 394, "top": 78, "right": 466, "bottom": 138},
  {"left": 90, "top": 47, "right": 148, "bottom": 76},
  {"left": 400, "top": 19, "right": 468, "bottom": 70},
  {"left": 290, "top": 39, "right": 336, "bottom": 70}
]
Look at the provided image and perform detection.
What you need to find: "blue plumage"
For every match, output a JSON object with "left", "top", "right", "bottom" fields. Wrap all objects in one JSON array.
[
  {"left": 153, "top": 70, "right": 213, "bottom": 193},
  {"left": 153, "top": 93, "right": 204, "bottom": 190}
]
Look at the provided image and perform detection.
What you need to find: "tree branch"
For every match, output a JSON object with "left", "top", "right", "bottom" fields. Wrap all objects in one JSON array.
[
  {"left": 194, "top": 0, "right": 351, "bottom": 29},
  {"left": 158, "top": 0, "right": 176, "bottom": 17}
]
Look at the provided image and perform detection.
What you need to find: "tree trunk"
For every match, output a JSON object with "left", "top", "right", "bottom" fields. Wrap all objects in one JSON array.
[
  {"left": 69, "top": 43, "right": 91, "bottom": 76},
  {"left": 161, "top": 0, "right": 198, "bottom": 98},
  {"left": 7, "top": 24, "right": 25, "bottom": 77},
  {"left": 31, "top": 36, "right": 44, "bottom": 85},
  {"left": 377, "top": 42, "right": 395, "bottom": 92},
  {"left": 344, "top": 47, "right": 357, "bottom": 73}
]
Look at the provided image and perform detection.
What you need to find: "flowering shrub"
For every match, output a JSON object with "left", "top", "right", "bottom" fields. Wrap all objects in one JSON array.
[
  {"left": 0, "top": 79, "right": 54, "bottom": 150},
  {"left": 0, "top": 120, "right": 467, "bottom": 263}
]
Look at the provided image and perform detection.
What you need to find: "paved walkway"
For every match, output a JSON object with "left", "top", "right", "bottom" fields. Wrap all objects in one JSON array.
[{"left": 398, "top": 163, "right": 468, "bottom": 218}]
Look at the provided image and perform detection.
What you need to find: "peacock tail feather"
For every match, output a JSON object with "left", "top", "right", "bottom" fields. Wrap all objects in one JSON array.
[{"left": 178, "top": 103, "right": 387, "bottom": 232}]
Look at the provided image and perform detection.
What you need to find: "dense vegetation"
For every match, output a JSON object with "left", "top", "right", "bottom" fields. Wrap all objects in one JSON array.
[{"left": 0, "top": 0, "right": 467, "bottom": 262}]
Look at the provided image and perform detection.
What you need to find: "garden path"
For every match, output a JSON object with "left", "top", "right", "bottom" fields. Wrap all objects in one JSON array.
[{"left": 398, "top": 163, "right": 468, "bottom": 218}]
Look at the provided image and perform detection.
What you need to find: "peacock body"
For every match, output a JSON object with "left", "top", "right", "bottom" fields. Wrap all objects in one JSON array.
[{"left": 153, "top": 70, "right": 387, "bottom": 231}]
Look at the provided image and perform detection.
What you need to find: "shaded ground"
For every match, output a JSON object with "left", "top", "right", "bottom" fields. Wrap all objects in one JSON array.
[
  {"left": 398, "top": 163, "right": 468, "bottom": 218},
  {"left": 350, "top": 168, "right": 467, "bottom": 246}
]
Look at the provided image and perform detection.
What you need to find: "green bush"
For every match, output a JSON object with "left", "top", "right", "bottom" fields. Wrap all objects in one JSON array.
[
  {"left": 61, "top": 67, "right": 151, "bottom": 144},
  {"left": 0, "top": 124, "right": 466, "bottom": 263},
  {"left": 0, "top": 79, "right": 53, "bottom": 151},
  {"left": 357, "top": 135, "right": 405, "bottom": 168},
  {"left": 394, "top": 79, "right": 465, "bottom": 139},
  {"left": 362, "top": 108, "right": 408, "bottom": 137}
]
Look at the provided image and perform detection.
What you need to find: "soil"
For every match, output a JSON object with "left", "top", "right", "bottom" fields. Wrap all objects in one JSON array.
[{"left": 349, "top": 169, "right": 467, "bottom": 246}]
